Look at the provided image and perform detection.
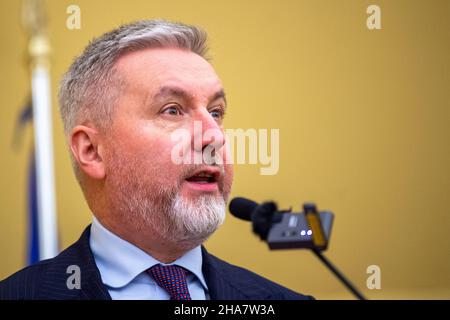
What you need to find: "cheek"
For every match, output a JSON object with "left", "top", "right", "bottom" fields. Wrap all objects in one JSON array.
[
  {"left": 110, "top": 126, "right": 182, "bottom": 175},
  {"left": 137, "top": 134, "right": 187, "bottom": 180},
  {"left": 223, "top": 164, "right": 234, "bottom": 191}
]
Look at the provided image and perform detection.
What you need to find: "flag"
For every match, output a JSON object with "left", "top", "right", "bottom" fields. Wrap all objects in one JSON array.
[{"left": 14, "top": 100, "right": 58, "bottom": 265}]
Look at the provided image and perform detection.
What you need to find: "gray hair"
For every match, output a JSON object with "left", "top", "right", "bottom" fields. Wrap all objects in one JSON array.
[
  {"left": 58, "top": 19, "right": 209, "bottom": 183},
  {"left": 58, "top": 19, "right": 209, "bottom": 137}
]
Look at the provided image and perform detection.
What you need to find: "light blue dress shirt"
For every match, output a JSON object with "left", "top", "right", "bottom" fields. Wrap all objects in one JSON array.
[{"left": 89, "top": 217, "right": 209, "bottom": 300}]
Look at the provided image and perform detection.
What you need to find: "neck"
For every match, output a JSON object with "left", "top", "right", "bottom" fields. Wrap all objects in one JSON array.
[{"left": 95, "top": 215, "right": 197, "bottom": 264}]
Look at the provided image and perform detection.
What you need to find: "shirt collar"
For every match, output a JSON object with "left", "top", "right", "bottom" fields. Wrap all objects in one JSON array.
[{"left": 89, "top": 217, "right": 208, "bottom": 290}]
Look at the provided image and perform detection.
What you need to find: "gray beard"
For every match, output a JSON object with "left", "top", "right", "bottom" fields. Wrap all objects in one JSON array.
[
  {"left": 112, "top": 178, "right": 227, "bottom": 248},
  {"left": 106, "top": 144, "right": 228, "bottom": 248}
]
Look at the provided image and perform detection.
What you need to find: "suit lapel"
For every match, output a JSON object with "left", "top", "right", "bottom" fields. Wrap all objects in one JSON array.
[
  {"left": 38, "top": 226, "right": 111, "bottom": 300},
  {"left": 201, "top": 246, "right": 250, "bottom": 300}
]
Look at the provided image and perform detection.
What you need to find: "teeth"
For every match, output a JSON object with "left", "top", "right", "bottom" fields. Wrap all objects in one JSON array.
[{"left": 197, "top": 172, "right": 212, "bottom": 177}]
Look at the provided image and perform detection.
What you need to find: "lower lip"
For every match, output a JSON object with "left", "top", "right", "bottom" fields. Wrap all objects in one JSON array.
[{"left": 184, "top": 180, "right": 219, "bottom": 192}]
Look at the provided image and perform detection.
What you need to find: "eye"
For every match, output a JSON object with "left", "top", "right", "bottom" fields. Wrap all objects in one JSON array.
[
  {"left": 161, "top": 105, "right": 182, "bottom": 116},
  {"left": 209, "top": 107, "right": 225, "bottom": 119}
]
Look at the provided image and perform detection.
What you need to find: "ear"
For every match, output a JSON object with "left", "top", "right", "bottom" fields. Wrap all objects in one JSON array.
[{"left": 70, "top": 125, "right": 106, "bottom": 180}]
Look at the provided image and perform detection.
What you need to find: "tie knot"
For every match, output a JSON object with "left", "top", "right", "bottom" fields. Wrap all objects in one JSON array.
[{"left": 147, "top": 264, "right": 192, "bottom": 300}]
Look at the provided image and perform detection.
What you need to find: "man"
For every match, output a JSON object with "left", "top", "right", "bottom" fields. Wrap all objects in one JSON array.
[{"left": 0, "top": 20, "right": 312, "bottom": 300}]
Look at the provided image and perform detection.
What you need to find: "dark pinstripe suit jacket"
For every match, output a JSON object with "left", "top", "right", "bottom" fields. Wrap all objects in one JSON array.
[{"left": 0, "top": 226, "right": 313, "bottom": 300}]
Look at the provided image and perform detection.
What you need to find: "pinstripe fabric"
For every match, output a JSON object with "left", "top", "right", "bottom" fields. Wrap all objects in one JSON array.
[
  {"left": 0, "top": 227, "right": 110, "bottom": 300},
  {"left": 201, "top": 247, "right": 313, "bottom": 300},
  {"left": 0, "top": 225, "right": 313, "bottom": 300}
]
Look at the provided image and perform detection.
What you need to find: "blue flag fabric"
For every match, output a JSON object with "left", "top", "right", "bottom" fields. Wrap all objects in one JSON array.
[
  {"left": 14, "top": 100, "right": 45, "bottom": 265},
  {"left": 27, "top": 150, "right": 40, "bottom": 265}
]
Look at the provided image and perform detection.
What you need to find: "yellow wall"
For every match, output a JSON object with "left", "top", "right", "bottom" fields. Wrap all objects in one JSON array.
[{"left": 1, "top": 0, "right": 449, "bottom": 299}]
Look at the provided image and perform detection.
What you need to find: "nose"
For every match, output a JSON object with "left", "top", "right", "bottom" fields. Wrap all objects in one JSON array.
[{"left": 192, "top": 108, "right": 225, "bottom": 153}]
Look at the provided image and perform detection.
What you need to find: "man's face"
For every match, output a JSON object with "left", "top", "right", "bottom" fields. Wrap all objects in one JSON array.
[{"left": 102, "top": 48, "right": 233, "bottom": 246}]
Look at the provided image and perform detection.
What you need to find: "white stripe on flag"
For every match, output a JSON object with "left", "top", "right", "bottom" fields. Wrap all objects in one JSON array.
[{"left": 31, "top": 65, "right": 58, "bottom": 260}]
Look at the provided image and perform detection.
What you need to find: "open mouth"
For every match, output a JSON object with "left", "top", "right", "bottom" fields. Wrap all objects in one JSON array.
[
  {"left": 184, "top": 168, "right": 221, "bottom": 192},
  {"left": 185, "top": 171, "right": 218, "bottom": 184}
]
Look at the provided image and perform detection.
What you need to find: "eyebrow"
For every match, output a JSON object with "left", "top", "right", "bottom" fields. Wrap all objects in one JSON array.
[{"left": 152, "top": 85, "right": 227, "bottom": 107}]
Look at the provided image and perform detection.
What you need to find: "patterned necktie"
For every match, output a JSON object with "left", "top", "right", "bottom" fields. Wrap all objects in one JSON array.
[{"left": 147, "top": 264, "right": 192, "bottom": 300}]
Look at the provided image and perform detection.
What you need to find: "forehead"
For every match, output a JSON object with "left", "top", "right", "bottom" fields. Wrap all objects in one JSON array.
[{"left": 115, "top": 48, "right": 223, "bottom": 97}]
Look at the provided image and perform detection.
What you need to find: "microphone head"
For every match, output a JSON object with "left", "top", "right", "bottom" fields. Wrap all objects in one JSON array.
[{"left": 229, "top": 197, "right": 259, "bottom": 221}]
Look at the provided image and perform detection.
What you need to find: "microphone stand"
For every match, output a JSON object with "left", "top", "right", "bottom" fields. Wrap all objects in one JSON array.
[
  {"left": 229, "top": 197, "right": 368, "bottom": 300},
  {"left": 311, "top": 249, "right": 367, "bottom": 300}
]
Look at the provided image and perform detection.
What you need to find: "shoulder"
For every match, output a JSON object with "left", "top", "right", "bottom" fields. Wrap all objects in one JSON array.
[
  {"left": 0, "top": 258, "right": 53, "bottom": 299},
  {"left": 0, "top": 227, "right": 93, "bottom": 300},
  {"left": 203, "top": 249, "right": 314, "bottom": 300}
]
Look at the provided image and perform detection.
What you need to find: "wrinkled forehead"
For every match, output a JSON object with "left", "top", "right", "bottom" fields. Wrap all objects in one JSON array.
[{"left": 115, "top": 48, "right": 223, "bottom": 101}]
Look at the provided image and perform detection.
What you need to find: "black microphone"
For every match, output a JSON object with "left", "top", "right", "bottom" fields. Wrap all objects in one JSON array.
[
  {"left": 229, "top": 197, "right": 258, "bottom": 221},
  {"left": 230, "top": 197, "right": 279, "bottom": 240},
  {"left": 227, "top": 196, "right": 367, "bottom": 300},
  {"left": 229, "top": 196, "right": 332, "bottom": 248}
]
